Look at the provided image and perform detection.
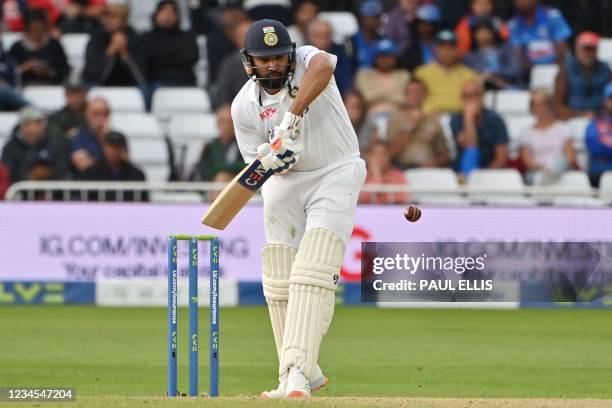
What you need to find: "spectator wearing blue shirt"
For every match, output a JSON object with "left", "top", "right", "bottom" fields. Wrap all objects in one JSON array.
[
  {"left": 463, "top": 17, "right": 523, "bottom": 90},
  {"left": 350, "top": 0, "right": 385, "bottom": 69},
  {"left": 554, "top": 32, "right": 612, "bottom": 121},
  {"left": 307, "top": 19, "right": 354, "bottom": 95},
  {"left": 0, "top": 39, "right": 28, "bottom": 111},
  {"left": 585, "top": 83, "right": 612, "bottom": 187},
  {"left": 69, "top": 97, "right": 127, "bottom": 177},
  {"left": 403, "top": 3, "right": 440, "bottom": 72},
  {"left": 450, "top": 80, "right": 509, "bottom": 175},
  {"left": 508, "top": 0, "right": 571, "bottom": 76}
]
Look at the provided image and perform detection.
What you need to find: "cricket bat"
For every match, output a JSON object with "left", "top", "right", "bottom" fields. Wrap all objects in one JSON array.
[{"left": 201, "top": 159, "right": 273, "bottom": 230}]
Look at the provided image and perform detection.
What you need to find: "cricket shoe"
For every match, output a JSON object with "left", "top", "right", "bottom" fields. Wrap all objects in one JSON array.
[
  {"left": 260, "top": 373, "right": 287, "bottom": 399},
  {"left": 285, "top": 366, "right": 311, "bottom": 398},
  {"left": 310, "top": 365, "right": 329, "bottom": 392}
]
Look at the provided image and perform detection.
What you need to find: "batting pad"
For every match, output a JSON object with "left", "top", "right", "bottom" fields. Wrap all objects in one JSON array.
[
  {"left": 280, "top": 229, "right": 345, "bottom": 380},
  {"left": 262, "top": 244, "right": 296, "bottom": 360}
]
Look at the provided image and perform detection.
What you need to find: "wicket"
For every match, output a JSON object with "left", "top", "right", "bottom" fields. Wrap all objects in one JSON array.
[{"left": 167, "top": 234, "right": 219, "bottom": 398}]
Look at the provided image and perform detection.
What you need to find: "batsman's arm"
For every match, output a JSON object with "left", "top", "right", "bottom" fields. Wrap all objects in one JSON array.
[{"left": 288, "top": 52, "right": 334, "bottom": 116}]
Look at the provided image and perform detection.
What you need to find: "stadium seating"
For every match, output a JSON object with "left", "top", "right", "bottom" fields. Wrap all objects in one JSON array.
[
  {"left": 89, "top": 87, "right": 145, "bottom": 112},
  {"left": 151, "top": 87, "right": 211, "bottom": 122},
  {"left": 0, "top": 112, "right": 18, "bottom": 148},
  {"left": 150, "top": 191, "right": 203, "bottom": 203},
  {"left": 111, "top": 113, "right": 164, "bottom": 139},
  {"left": 404, "top": 168, "right": 468, "bottom": 205},
  {"left": 318, "top": 12, "right": 359, "bottom": 44},
  {"left": 529, "top": 64, "right": 559, "bottom": 92},
  {"left": 493, "top": 90, "right": 530, "bottom": 115},
  {"left": 467, "top": 169, "right": 533, "bottom": 205},
  {"left": 1, "top": 32, "right": 21, "bottom": 51},
  {"left": 23, "top": 86, "right": 66, "bottom": 112},
  {"left": 109, "top": 112, "right": 169, "bottom": 181},
  {"left": 168, "top": 113, "right": 217, "bottom": 174},
  {"left": 60, "top": 33, "right": 89, "bottom": 81},
  {"left": 551, "top": 171, "right": 602, "bottom": 207},
  {"left": 502, "top": 113, "right": 535, "bottom": 158},
  {"left": 598, "top": 38, "right": 612, "bottom": 66},
  {"left": 599, "top": 171, "right": 612, "bottom": 205}
]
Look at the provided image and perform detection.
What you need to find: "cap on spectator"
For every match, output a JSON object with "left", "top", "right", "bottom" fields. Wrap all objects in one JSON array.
[
  {"left": 374, "top": 38, "right": 399, "bottom": 56},
  {"left": 360, "top": 0, "right": 382, "bottom": 17},
  {"left": 416, "top": 4, "right": 441, "bottom": 23},
  {"left": 19, "top": 107, "right": 46, "bottom": 125},
  {"left": 576, "top": 31, "right": 599, "bottom": 48},
  {"left": 604, "top": 83, "right": 612, "bottom": 99},
  {"left": 434, "top": 30, "right": 457, "bottom": 45},
  {"left": 105, "top": 131, "right": 128, "bottom": 150}
]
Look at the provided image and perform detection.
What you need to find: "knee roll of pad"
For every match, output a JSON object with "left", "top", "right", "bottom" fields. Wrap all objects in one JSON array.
[
  {"left": 289, "top": 229, "right": 345, "bottom": 290},
  {"left": 262, "top": 244, "right": 296, "bottom": 301}
]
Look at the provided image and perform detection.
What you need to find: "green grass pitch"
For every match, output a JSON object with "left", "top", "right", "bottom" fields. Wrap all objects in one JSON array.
[{"left": 1, "top": 306, "right": 611, "bottom": 407}]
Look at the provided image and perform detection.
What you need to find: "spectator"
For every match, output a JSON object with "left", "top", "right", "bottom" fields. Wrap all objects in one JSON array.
[
  {"left": 585, "top": 83, "right": 612, "bottom": 187},
  {"left": 47, "top": 81, "right": 88, "bottom": 141},
  {"left": 213, "top": 20, "right": 251, "bottom": 108},
  {"left": 192, "top": 105, "right": 244, "bottom": 181},
  {"left": 554, "top": 32, "right": 612, "bottom": 121},
  {"left": 455, "top": 0, "right": 509, "bottom": 56},
  {"left": 0, "top": 40, "right": 28, "bottom": 111},
  {"left": 9, "top": 8, "right": 70, "bottom": 86},
  {"left": 2, "top": 0, "right": 61, "bottom": 32},
  {"left": 358, "top": 142, "right": 408, "bottom": 204},
  {"left": 1, "top": 107, "right": 49, "bottom": 184},
  {"left": 520, "top": 90, "right": 576, "bottom": 184},
  {"left": 344, "top": 89, "right": 367, "bottom": 134},
  {"left": 138, "top": 0, "right": 199, "bottom": 107},
  {"left": 69, "top": 96, "right": 123, "bottom": 176},
  {"left": 121, "top": 0, "right": 191, "bottom": 33},
  {"left": 383, "top": 0, "right": 418, "bottom": 55},
  {"left": 415, "top": 30, "right": 477, "bottom": 113},
  {"left": 243, "top": 0, "right": 292, "bottom": 26},
  {"left": 82, "top": 4, "right": 144, "bottom": 87},
  {"left": 25, "top": 148, "right": 55, "bottom": 181},
  {"left": 351, "top": 0, "right": 386, "bottom": 69},
  {"left": 356, "top": 39, "right": 409, "bottom": 112},
  {"left": 77, "top": 131, "right": 145, "bottom": 181},
  {"left": 58, "top": 0, "right": 105, "bottom": 34},
  {"left": 508, "top": 0, "right": 571, "bottom": 77},
  {"left": 307, "top": 19, "right": 353, "bottom": 95},
  {"left": 206, "top": 8, "right": 248, "bottom": 86},
  {"left": 450, "top": 80, "right": 509, "bottom": 175},
  {"left": 386, "top": 79, "right": 450, "bottom": 169},
  {"left": 0, "top": 161, "right": 8, "bottom": 199},
  {"left": 463, "top": 17, "right": 523, "bottom": 90},
  {"left": 287, "top": 0, "right": 319, "bottom": 48},
  {"left": 403, "top": 3, "right": 441, "bottom": 72}
]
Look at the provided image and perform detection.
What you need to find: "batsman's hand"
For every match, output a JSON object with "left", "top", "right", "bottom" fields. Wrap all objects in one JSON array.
[
  {"left": 257, "top": 143, "right": 298, "bottom": 174},
  {"left": 270, "top": 111, "right": 303, "bottom": 155}
]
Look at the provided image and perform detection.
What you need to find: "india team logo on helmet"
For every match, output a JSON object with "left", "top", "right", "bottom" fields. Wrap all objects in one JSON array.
[
  {"left": 241, "top": 19, "right": 297, "bottom": 91},
  {"left": 262, "top": 26, "right": 278, "bottom": 47}
]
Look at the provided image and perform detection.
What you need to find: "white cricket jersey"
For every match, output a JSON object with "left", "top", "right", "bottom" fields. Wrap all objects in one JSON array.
[{"left": 231, "top": 45, "right": 360, "bottom": 172}]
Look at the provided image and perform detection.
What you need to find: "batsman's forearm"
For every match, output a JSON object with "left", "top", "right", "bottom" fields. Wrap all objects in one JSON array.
[{"left": 289, "top": 53, "right": 334, "bottom": 116}]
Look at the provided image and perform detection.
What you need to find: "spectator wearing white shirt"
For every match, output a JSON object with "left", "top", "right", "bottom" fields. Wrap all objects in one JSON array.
[{"left": 519, "top": 89, "right": 576, "bottom": 184}]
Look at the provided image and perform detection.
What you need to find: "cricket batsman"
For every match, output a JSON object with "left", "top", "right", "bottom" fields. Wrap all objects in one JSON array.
[{"left": 232, "top": 19, "right": 366, "bottom": 398}]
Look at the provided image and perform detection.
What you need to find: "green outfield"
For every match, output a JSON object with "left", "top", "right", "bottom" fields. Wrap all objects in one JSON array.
[{"left": 1, "top": 307, "right": 611, "bottom": 407}]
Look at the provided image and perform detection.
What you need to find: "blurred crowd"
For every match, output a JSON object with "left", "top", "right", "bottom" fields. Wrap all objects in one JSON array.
[{"left": 0, "top": 0, "right": 611, "bottom": 203}]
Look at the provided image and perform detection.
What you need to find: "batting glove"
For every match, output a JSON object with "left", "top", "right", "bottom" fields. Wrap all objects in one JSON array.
[{"left": 257, "top": 143, "right": 297, "bottom": 173}]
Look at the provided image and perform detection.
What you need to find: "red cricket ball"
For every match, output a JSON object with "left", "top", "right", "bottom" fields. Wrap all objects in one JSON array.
[{"left": 404, "top": 205, "right": 422, "bottom": 222}]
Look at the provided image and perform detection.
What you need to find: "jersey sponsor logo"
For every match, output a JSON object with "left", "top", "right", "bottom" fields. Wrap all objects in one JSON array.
[
  {"left": 259, "top": 107, "right": 277, "bottom": 121},
  {"left": 238, "top": 160, "right": 273, "bottom": 192}
]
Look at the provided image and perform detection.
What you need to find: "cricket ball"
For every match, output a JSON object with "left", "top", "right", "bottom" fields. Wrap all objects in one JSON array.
[{"left": 404, "top": 205, "right": 421, "bottom": 222}]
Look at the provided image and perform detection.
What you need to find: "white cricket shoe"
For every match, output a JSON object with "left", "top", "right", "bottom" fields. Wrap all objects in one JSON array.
[
  {"left": 285, "top": 366, "right": 311, "bottom": 398},
  {"left": 310, "top": 365, "right": 329, "bottom": 392},
  {"left": 260, "top": 374, "right": 286, "bottom": 399}
]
